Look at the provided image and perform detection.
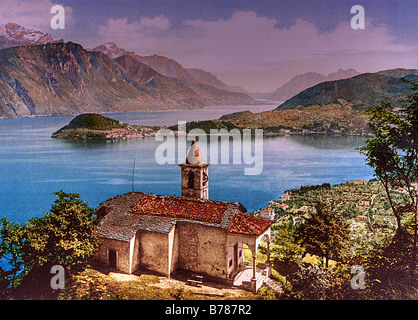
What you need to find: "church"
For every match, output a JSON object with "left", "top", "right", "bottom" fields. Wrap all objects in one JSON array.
[{"left": 93, "top": 140, "right": 272, "bottom": 291}]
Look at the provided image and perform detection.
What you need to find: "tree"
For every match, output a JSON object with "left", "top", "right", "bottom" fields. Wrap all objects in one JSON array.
[
  {"left": 0, "top": 218, "right": 25, "bottom": 293},
  {"left": 359, "top": 81, "right": 418, "bottom": 269},
  {"left": 360, "top": 228, "right": 417, "bottom": 299},
  {"left": 273, "top": 223, "right": 304, "bottom": 284},
  {"left": 295, "top": 201, "right": 348, "bottom": 267},
  {"left": 22, "top": 191, "right": 100, "bottom": 272}
]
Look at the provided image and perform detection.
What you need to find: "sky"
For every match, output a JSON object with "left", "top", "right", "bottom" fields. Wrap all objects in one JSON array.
[{"left": 0, "top": 0, "right": 417, "bottom": 92}]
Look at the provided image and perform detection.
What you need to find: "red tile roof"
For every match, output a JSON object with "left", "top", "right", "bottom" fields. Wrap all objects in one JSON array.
[
  {"left": 226, "top": 213, "right": 272, "bottom": 236},
  {"left": 130, "top": 194, "right": 229, "bottom": 224},
  {"left": 112, "top": 193, "right": 272, "bottom": 237}
]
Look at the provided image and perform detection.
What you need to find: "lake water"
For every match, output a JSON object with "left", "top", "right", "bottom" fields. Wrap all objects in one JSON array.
[{"left": 0, "top": 104, "right": 374, "bottom": 224}]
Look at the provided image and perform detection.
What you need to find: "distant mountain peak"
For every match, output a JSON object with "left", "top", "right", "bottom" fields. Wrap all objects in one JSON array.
[
  {"left": 93, "top": 42, "right": 201, "bottom": 84},
  {"left": 3, "top": 22, "right": 21, "bottom": 31},
  {"left": 270, "top": 68, "right": 360, "bottom": 101},
  {"left": 103, "top": 42, "right": 118, "bottom": 48},
  {"left": 92, "top": 42, "right": 257, "bottom": 104},
  {"left": 0, "top": 22, "right": 54, "bottom": 49},
  {"left": 102, "top": 42, "right": 120, "bottom": 51},
  {"left": 327, "top": 68, "right": 360, "bottom": 81},
  {"left": 92, "top": 42, "right": 134, "bottom": 59}
]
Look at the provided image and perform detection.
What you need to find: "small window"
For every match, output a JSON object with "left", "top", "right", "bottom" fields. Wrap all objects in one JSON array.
[
  {"left": 187, "top": 171, "right": 194, "bottom": 189},
  {"left": 229, "top": 259, "right": 233, "bottom": 268}
]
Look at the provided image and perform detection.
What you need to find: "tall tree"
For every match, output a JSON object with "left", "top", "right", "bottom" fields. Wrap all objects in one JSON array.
[
  {"left": 22, "top": 191, "right": 100, "bottom": 272},
  {"left": 359, "top": 81, "right": 418, "bottom": 269},
  {"left": 295, "top": 201, "right": 348, "bottom": 267},
  {"left": 273, "top": 222, "right": 304, "bottom": 283}
]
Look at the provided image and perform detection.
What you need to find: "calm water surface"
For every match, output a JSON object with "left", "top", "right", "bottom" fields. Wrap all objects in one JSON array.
[{"left": 0, "top": 104, "right": 374, "bottom": 224}]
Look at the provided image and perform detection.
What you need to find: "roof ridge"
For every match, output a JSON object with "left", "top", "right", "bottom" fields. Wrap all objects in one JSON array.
[
  {"left": 96, "top": 191, "right": 145, "bottom": 208},
  {"left": 133, "top": 192, "right": 246, "bottom": 208},
  {"left": 129, "top": 193, "right": 232, "bottom": 224}
]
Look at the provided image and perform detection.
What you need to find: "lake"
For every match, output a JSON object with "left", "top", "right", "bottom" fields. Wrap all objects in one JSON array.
[{"left": 0, "top": 104, "right": 374, "bottom": 224}]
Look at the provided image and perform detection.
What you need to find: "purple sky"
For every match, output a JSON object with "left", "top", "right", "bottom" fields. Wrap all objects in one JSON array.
[{"left": 1, "top": 0, "right": 417, "bottom": 92}]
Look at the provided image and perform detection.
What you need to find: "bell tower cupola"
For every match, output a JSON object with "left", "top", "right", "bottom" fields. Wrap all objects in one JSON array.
[{"left": 179, "top": 139, "right": 209, "bottom": 199}]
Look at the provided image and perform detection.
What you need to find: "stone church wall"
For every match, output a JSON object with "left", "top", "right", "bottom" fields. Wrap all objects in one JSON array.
[
  {"left": 177, "top": 221, "right": 227, "bottom": 279},
  {"left": 135, "top": 230, "right": 171, "bottom": 276},
  {"left": 94, "top": 238, "right": 132, "bottom": 274}
]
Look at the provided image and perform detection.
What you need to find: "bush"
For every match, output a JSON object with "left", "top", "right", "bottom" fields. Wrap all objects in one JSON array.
[{"left": 289, "top": 265, "right": 335, "bottom": 300}]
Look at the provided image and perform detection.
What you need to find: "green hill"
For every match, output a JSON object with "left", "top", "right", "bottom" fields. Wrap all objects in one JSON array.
[
  {"left": 57, "top": 113, "right": 126, "bottom": 131},
  {"left": 276, "top": 69, "right": 418, "bottom": 110},
  {"left": 51, "top": 113, "right": 126, "bottom": 139},
  {"left": 51, "top": 113, "right": 159, "bottom": 140}
]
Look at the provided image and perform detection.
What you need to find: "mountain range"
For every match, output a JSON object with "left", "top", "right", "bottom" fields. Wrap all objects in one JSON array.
[
  {"left": 92, "top": 43, "right": 251, "bottom": 99},
  {"left": 0, "top": 25, "right": 256, "bottom": 119},
  {"left": 0, "top": 42, "right": 199, "bottom": 118},
  {"left": 179, "top": 68, "right": 418, "bottom": 134},
  {"left": 0, "top": 22, "right": 416, "bottom": 124}
]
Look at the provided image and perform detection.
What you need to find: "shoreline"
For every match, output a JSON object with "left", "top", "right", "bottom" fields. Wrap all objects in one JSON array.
[
  {"left": 53, "top": 127, "right": 372, "bottom": 141},
  {"left": 0, "top": 101, "right": 278, "bottom": 121},
  {"left": 53, "top": 129, "right": 371, "bottom": 141}
]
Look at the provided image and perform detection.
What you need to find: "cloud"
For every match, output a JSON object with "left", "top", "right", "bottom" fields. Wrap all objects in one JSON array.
[
  {"left": 180, "top": 11, "right": 414, "bottom": 68},
  {"left": 98, "top": 15, "right": 170, "bottom": 35},
  {"left": 0, "top": 0, "right": 73, "bottom": 31},
  {"left": 181, "top": 11, "right": 417, "bottom": 90},
  {"left": 86, "top": 10, "right": 418, "bottom": 91},
  {"left": 96, "top": 11, "right": 414, "bottom": 65},
  {"left": 97, "top": 15, "right": 171, "bottom": 51}
]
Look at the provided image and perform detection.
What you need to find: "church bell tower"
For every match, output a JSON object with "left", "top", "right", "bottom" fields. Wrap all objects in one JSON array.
[{"left": 179, "top": 139, "right": 209, "bottom": 199}]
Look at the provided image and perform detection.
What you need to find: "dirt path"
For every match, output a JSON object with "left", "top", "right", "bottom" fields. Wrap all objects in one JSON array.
[{"left": 108, "top": 271, "right": 253, "bottom": 298}]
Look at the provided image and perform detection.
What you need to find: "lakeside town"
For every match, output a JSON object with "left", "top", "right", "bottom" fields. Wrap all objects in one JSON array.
[{"left": 105, "top": 126, "right": 158, "bottom": 140}]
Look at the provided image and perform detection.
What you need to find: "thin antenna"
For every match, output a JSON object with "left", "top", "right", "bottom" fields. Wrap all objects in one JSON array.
[{"left": 132, "top": 158, "right": 136, "bottom": 192}]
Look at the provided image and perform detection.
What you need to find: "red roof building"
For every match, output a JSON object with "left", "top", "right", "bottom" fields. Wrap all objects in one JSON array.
[{"left": 93, "top": 140, "right": 272, "bottom": 292}]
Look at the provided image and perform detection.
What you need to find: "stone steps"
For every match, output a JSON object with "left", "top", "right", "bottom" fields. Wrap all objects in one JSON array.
[{"left": 263, "top": 277, "right": 283, "bottom": 294}]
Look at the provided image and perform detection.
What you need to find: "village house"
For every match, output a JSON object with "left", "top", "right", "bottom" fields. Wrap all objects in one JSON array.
[
  {"left": 354, "top": 215, "right": 369, "bottom": 222},
  {"left": 347, "top": 180, "right": 368, "bottom": 185},
  {"left": 396, "top": 187, "right": 408, "bottom": 194},
  {"left": 93, "top": 140, "right": 272, "bottom": 292},
  {"left": 277, "top": 203, "right": 289, "bottom": 211},
  {"left": 395, "top": 184, "right": 418, "bottom": 194},
  {"left": 259, "top": 208, "right": 275, "bottom": 220},
  {"left": 282, "top": 192, "right": 291, "bottom": 201},
  {"left": 357, "top": 200, "right": 370, "bottom": 207}
]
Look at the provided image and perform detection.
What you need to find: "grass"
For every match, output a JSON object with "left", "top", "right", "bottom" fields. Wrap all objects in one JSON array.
[
  {"left": 58, "top": 268, "right": 274, "bottom": 300},
  {"left": 61, "top": 113, "right": 127, "bottom": 130}
]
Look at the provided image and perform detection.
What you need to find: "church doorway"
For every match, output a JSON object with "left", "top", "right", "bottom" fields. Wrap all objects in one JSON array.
[
  {"left": 233, "top": 243, "right": 238, "bottom": 269},
  {"left": 108, "top": 249, "right": 117, "bottom": 268}
]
